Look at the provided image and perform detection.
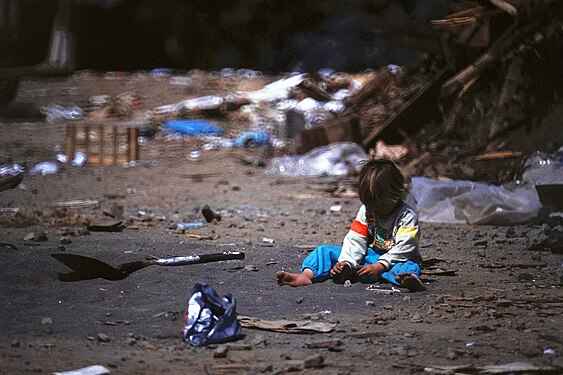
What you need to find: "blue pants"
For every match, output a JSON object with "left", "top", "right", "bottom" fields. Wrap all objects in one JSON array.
[{"left": 301, "top": 244, "right": 422, "bottom": 285}]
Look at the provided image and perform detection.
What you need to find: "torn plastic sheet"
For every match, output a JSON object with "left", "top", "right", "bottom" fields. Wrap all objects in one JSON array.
[{"left": 406, "top": 177, "right": 542, "bottom": 225}]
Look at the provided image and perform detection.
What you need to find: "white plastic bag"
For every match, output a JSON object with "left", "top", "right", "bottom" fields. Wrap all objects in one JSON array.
[{"left": 265, "top": 142, "right": 368, "bottom": 177}]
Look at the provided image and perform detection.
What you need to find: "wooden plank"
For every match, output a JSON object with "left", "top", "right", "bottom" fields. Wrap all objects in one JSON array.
[
  {"left": 65, "top": 124, "right": 76, "bottom": 164},
  {"left": 112, "top": 125, "right": 118, "bottom": 165},
  {"left": 128, "top": 126, "right": 139, "bottom": 162}
]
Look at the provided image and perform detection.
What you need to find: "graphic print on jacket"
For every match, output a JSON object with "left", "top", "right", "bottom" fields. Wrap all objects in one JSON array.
[{"left": 338, "top": 203, "right": 422, "bottom": 269}]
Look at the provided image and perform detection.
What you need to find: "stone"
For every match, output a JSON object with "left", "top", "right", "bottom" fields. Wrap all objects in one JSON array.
[
  {"left": 304, "top": 354, "right": 324, "bottom": 368},
  {"left": 213, "top": 345, "right": 228, "bottom": 358},
  {"left": 97, "top": 333, "right": 111, "bottom": 342},
  {"left": 286, "top": 360, "right": 305, "bottom": 372}
]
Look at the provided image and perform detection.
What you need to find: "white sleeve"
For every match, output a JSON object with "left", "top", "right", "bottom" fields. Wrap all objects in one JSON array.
[{"left": 338, "top": 205, "right": 368, "bottom": 268}]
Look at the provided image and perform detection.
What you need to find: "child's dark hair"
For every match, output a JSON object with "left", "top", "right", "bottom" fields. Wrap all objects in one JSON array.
[{"left": 358, "top": 159, "right": 406, "bottom": 207}]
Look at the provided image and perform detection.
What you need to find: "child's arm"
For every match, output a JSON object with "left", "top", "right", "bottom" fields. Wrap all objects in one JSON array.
[{"left": 337, "top": 205, "right": 369, "bottom": 268}]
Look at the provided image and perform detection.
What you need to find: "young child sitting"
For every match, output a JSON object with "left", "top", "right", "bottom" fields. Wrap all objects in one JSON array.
[{"left": 276, "top": 158, "right": 426, "bottom": 292}]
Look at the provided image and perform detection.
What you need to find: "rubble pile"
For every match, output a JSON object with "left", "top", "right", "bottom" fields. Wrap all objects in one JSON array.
[{"left": 387, "top": 0, "right": 562, "bottom": 184}]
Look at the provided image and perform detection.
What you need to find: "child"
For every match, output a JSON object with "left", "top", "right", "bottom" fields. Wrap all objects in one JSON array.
[{"left": 276, "top": 158, "right": 426, "bottom": 292}]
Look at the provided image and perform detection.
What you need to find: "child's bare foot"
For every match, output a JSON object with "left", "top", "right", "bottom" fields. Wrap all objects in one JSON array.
[
  {"left": 276, "top": 270, "right": 313, "bottom": 287},
  {"left": 396, "top": 272, "right": 426, "bottom": 292}
]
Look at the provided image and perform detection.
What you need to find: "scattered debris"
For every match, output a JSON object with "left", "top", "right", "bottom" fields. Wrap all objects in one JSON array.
[
  {"left": 52, "top": 365, "right": 110, "bottom": 375},
  {"left": 239, "top": 316, "right": 336, "bottom": 333}
]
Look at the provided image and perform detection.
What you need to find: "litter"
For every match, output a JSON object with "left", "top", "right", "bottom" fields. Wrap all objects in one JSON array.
[
  {"left": 266, "top": 142, "right": 368, "bottom": 177},
  {"left": 239, "top": 316, "right": 336, "bottom": 333},
  {"left": 30, "top": 161, "right": 59, "bottom": 176},
  {"left": 182, "top": 282, "right": 243, "bottom": 346},
  {"left": 51, "top": 251, "right": 245, "bottom": 281},
  {"left": 406, "top": 177, "right": 542, "bottom": 225},
  {"left": 233, "top": 130, "right": 270, "bottom": 148},
  {"left": 162, "top": 119, "right": 223, "bottom": 136},
  {"left": 52, "top": 365, "right": 110, "bottom": 375}
]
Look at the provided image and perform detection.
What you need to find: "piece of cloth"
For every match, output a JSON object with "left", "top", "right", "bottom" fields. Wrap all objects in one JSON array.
[
  {"left": 182, "top": 282, "right": 243, "bottom": 346},
  {"left": 339, "top": 202, "right": 422, "bottom": 270},
  {"left": 301, "top": 244, "right": 421, "bottom": 285}
]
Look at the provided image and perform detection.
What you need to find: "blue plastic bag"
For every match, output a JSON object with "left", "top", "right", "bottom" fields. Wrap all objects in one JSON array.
[
  {"left": 182, "top": 282, "right": 243, "bottom": 346},
  {"left": 163, "top": 119, "right": 223, "bottom": 136}
]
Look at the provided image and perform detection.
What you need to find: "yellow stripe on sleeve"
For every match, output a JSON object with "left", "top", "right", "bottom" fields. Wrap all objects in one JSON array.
[{"left": 396, "top": 226, "right": 420, "bottom": 243}]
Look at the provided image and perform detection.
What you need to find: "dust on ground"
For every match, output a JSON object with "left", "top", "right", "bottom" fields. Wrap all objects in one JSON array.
[{"left": 0, "top": 75, "right": 561, "bottom": 375}]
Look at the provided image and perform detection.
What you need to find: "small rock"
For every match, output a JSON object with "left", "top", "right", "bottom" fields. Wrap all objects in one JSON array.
[
  {"left": 474, "top": 240, "right": 488, "bottom": 247},
  {"left": 77, "top": 228, "right": 91, "bottom": 236},
  {"left": 296, "top": 297, "right": 304, "bottom": 304},
  {"left": 251, "top": 335, "right": 267, "bottom": 348},
  {"left": 474, "top": 325, "right": 495, "bottom": 332},
  {"left": 213, "top": 345, "right": 228, "bottom": 358},
  {"left": 59, "top": 237, "right": 72, "bottom": 245},
  {"left": 10, "top": 340, "right": 20, "bottom": 348},
  {"left": 496, "top": 299, "right": 513, "bottom": 307},
  {"left": 343, "top": 280, "right": 352, "bottom": 287},
  {"left": 244, "top": 264, "right": 259, "bottom": 272},
  {"left": 304, "top": 354, "right": 324, "bottom": 368},
  {"left": 97, "top": 333, "right": 111, "bottom": 342},
  {"left": 41, "top": 317, "right": 53, "bottom": 326},
  {"left": 258, "top": 362, "right": 273, "bottom": 372},
  {"left": 286, "top": 360, "right": 305, "bottom": 372},
  {"left": 24, "top": 232, "right": 48, "bottom": 242},
  {"left": 518, "top": 273, "right": 534, "bottom": 282},
  {"left": 201, "top": 205, "right": 221, "bottom": 223},
  {"left": 136, "top": 340, "right": 158, "bottom": 350}
]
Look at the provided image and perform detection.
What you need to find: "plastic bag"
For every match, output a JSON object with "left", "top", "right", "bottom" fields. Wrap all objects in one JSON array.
[
  {"left": 406, "top": 177, "right": 542, "bottom": 226},
  {"left": 182, "top": 282, "right": 243, "bottom": 347},
  {"left": 163, "top": 119, "right": 223, "bottom": 136},
  {"left": 265, "top": 142, "right": 368, "bottom": 177},
  {"left": 521, "top": 150, "right": 563, "bottom": 185}
]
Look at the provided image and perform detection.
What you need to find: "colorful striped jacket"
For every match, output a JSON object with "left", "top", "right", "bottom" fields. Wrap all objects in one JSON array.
[{"left": 338, "top": 202, "right": 422, "bottom": 270}]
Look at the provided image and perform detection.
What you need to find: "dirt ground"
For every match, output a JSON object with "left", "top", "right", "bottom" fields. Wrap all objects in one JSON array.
[{"left": 0, "top": 75, "right": 561, "bottom": 375}]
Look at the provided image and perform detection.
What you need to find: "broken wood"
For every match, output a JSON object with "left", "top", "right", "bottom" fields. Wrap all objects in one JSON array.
[
  {"left": 363, "top": 66, "right": 450, "bottom": 150},
  {"left": 490, "top": 0, "right": 518, "bottom": 17}
]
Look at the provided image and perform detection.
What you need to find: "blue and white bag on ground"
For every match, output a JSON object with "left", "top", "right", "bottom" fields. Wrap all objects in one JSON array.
[{"left": 182, "top": 282, "right": 243, "bottom": 346}]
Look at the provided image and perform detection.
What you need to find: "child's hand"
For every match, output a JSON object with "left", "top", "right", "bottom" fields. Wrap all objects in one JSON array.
[
  {"left": 357, "top": 263, "right": 385, "bottom": 278},
  {"left": 330, "top": 261, "right": 350, "bottom": 276}
]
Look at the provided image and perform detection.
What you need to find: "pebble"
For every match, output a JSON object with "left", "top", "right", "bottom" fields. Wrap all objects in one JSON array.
[
  {"left": 286, "top": 360, "right": 305, "bottom": 371},
  {"left": 304, "top": 354, "right": 324, "bottom": 368},
  {"left": 24, "top": 232, "right": 48, "bottom": 242},
  {"left": 97, "top": 333, "right": 111, "bottom": 342},
  {"left": 496, "top": 299, "right": 513, "bottom": 307},
  {"left": 257, "top": 362, "right": 273, "bottom": 373},
  {"left": 59, "top": 237, "right": 72, "bottom": 245},
  {"left": 213, "top": 345, "right": 228, "bottom": 358}
]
